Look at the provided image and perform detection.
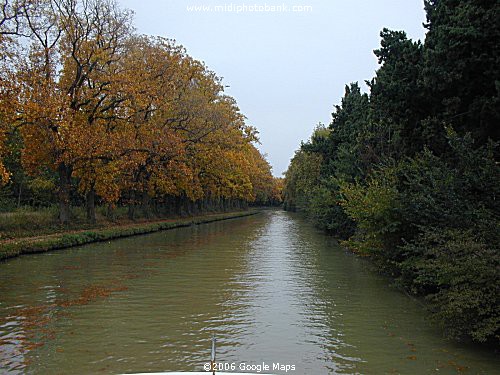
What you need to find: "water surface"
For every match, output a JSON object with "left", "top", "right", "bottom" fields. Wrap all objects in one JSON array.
[{"left": 0, "top": 211, "right": 497, "bottom": 374}]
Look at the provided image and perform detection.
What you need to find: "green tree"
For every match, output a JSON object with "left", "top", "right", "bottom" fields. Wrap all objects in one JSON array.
[
  {"left": 368, "top": 29, "right": 426, "bottom": 157},
  {"left": 422, "top": 0, "right": 500, "bottom": 145}
]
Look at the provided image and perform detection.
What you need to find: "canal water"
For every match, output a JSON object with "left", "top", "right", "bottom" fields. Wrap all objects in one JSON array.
[{"left": 0, "top": 211, "right": 498, "bottom": 374}]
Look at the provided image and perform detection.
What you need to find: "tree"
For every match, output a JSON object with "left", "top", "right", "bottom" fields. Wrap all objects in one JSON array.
[
  {"left": 13, "top": 0, "right": 132, "bottom": 223},
  {"left": 368, "top": 29, "right": 426, "bottom": 157},
  {"left": 422, "top": 0, "right": 500, "bottom": 145}
]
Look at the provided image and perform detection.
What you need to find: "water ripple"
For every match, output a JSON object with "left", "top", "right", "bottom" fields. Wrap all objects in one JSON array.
[{"left": 0, "top": 211, "right": 498, "bottom": 374}]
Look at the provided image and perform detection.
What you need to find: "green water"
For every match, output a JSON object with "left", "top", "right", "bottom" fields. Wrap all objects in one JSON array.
[{"left": 0, "top": 211, "right": 498, "bottom": 374}]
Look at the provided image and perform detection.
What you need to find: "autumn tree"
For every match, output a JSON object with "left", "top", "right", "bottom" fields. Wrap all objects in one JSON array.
[
  {"left": 0, "top": 0, "right": 30, "bottom": 184},
  {"left": 12, "top": 0, "right": 132, "bottom": 223},
  {"left": 1, "top": 0, "right": 275, "bottom": 222}
]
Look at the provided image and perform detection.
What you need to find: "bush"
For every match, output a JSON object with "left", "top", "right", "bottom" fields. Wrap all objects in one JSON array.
[
  {"left": 340, "top": 134, "right": 500, "bottom": 343},
  {"left": 339, "top": 165, "right": 402, "bottom": 261},
  {"left": 401, "top": 228, "right": 499, "bottom": 342},
  {"left": 308, "top": 178, "right": 355, "bottom": 239}
]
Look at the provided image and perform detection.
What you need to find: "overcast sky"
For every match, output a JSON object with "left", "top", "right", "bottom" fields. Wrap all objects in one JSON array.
[{"left": 117, "top": 0, "right": 427, "bottom": 176}]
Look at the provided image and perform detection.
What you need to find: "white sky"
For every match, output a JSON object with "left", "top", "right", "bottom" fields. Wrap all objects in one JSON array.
[{"left": 117, "top": 0, "right": 427, "bottom": 176}]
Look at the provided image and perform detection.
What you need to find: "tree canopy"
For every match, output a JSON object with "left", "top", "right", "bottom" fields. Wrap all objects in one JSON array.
[{"left": 0, "top": 0, "right": 279, "bottom": 222}]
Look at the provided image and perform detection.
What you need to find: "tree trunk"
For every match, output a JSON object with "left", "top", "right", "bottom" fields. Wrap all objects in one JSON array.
[
  {"left": 17, "top": 182, "right": 22, "bottom": 208},
  {"left": 174, "top": 195, "right": 182, "bottom": 216},
  {"left": 167, "top": 195, "right": 175, "bottom": 215},
  {"left": 86, "top": 188, "right": 96, "bottom": 224},
  {"left": 183, "top": 197, "right": 191, "bottom": 216},
  {"left": 128, "top": 190, "right": 136, "bottom": 220},
  {"left": 142, "top": 191, "right": 152, "bottom": 219},
  {"left": 107, "top": 204, "right": 116, "bottom": 221},
  {"left": 58, "top": 163, "right": 72, "bottom": 225}
]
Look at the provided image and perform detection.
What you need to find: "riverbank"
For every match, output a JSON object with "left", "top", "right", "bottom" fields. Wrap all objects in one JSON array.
[{"left": 0, "top": 210, "right": 260, "bottom": 261}]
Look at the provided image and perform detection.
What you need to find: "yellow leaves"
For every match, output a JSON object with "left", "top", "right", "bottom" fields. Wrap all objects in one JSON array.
[
  {"left": 28, "top": 177, "right": 56, "bottom": 193},
  {"left": 0, "top": 117, "right": 10, "bottom": 184},
  {"left": 191, "top": 141, "right": 273, "bottom": 202},
  {"left": 270, "top": 177, "right": 284, "bottom": 203},
  {"left": 339, "top": 174, "right": 398, "bottom": 224},
  {"left": 0, "top": 0, "right": 275, "bottom": 207},
  {"left": 0, "top": 164, "right": 10, "bottom": 185}
]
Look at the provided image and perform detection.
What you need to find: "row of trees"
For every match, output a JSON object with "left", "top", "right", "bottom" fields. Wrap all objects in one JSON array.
[
  {"left": 0, "top": 0, "right": 281, "bottom": 223},
  {"left": 284, "top": 0, "right": 499, "bottom": 344}
]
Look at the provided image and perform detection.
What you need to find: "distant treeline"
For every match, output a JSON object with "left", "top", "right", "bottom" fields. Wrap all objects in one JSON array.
[
  {"left": 0, "top": 0, "right": 282, "bottom": 224},
  {"left": 284, "top": 0, "right": 499, "bottom": 344}
]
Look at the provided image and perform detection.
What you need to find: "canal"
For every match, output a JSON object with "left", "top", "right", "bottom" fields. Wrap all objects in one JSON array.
[{"left": 0, "top": 211, "right": 498, "bottom": 374}]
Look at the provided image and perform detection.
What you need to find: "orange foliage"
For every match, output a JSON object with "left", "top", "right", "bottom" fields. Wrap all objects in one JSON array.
[{"left": 0, "top": 0, "right": 275, "bottom": 218}]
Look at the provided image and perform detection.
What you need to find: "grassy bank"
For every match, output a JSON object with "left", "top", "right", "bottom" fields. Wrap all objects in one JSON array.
[{"left": 0, "top": 210, "right": 260, "bottom": 261}]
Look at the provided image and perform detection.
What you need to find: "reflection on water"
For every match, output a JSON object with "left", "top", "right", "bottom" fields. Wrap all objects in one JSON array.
[{"left": 0, "top": 211, "right": 498, "bottom": 374}]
